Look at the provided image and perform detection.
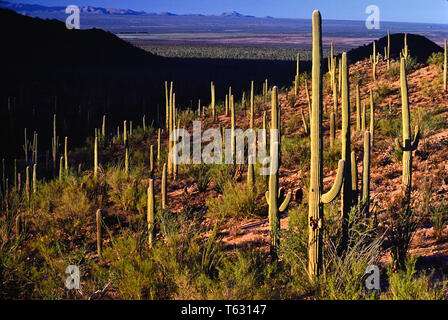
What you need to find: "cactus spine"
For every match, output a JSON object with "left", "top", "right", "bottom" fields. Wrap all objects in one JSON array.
[
  {"left": 395, "top": 58, "right": 420, "bottom": 202},
  {"left": 308, "top": 11, "right": 345, "bottom": 279},
  {"left": 265, "top": 86, "right": 291, "bottom": 258},
  {"left": 161, "top": 163, "right": 167, "bottom": 210},
  {"left": 148, "top": 179, "right": 156, "bottom": 247}
]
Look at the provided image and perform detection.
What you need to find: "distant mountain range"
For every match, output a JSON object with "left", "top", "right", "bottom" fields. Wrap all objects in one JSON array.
[{"left": 0, "top": 1, "right": 257, "bottom": 17}]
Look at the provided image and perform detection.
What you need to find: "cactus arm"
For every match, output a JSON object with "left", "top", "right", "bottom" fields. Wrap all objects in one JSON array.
[
  {"left": 279, "top": 191, "right": 292, "bottom": 213},
  {"left": 395, "top": 138, "right": 404, "bottom": 151},
  {"left": 411, "top": 125, "right": 420, "bottom": 151},
  {"left": 265, "top": 190, "right": 269, "bottom": 203},
  {"left": 321, "top": 159, "right": 345, "bottom": 204}
]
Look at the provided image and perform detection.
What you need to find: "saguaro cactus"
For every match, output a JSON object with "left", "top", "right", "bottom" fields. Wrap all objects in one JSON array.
[
  {"left": 64, "top": 137, "right": 68, "bottom": 172},
  {"left": 247, "top": 155, "right": 254, "bottom": 188},
  {"left": 386, "top": 30, "right": 391, "bottom": 69},
  {"left": 211, "top": 81, "right": 216, "bottom": 121},
  {"left": 157, "top": 128, "right": 161, "bottom": 163},
  {"left": 102, "top": 115, "right": 106, "bottom": 138},
  {"left": 94, "top": 136, "right": 98, "bottom": 178},
  {"left": 444, "top": 39, "right": 447, "bottom": 92},
  {"left": 250, "top": 81, "right": 255, "bottom": 129},
  {"left": 96, "top": 209, "right": 102, "bottom": 257},
  {"left": 370, "top": 89, "right": 375, "bottom": 146},
  {"left": 265, "top": 86, "right": 292, "bottom": 258},
  {"left": 362, "top": 131, "right": 371, "bottom": 213},
  {"left": 402, "top": 33, "right": 409, "bottom": 60},
  {"left": 149, "top": 145, "right": 154, "bottom": 175},
  {"left": 161, "top": 163, "right": 167, "bottom": 210},
  {"left": 395, "top": 58, "right": 420, "bottom": 202},
  {"left": 308, "top": 10, "right": 345, "bottom": 279},
  {"left": 371, "top": 41, "right": 379, "bottom": 81},
  {"left": 230, "top": 94, "right": 236, "bottom": 158},
  {"left": 351, "top": 151, "right": 358, "bottom": 206},
  {"left": 340, "top": 52, "right": 353, "bottom": 253},
  {"left": 330, "top": 112, "right": 335, "bottom": 147},
  {"left": 148, "top": 179, "right": 156, "bottom": 247},
  {"left": 356, "top": 84, "right": 361, "bottom": 131},
  {"left": 294, "top": 54, "right": 300, "bottom": 95},
  {"left": 33, "top": 163, "right": 37, "bottom": 194}
]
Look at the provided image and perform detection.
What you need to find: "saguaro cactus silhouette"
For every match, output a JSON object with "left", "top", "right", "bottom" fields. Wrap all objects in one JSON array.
[
  {"left": 308, "top": 10, "right": 345, "bottom": 279},
  {"left": 395, "top": 58, "right": 420, "bottom": 202}
]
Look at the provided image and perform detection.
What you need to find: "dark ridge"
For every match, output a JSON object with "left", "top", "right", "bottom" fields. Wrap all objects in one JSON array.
[{"left": 345, "top": 33, "right": 443, "bottom": 65}]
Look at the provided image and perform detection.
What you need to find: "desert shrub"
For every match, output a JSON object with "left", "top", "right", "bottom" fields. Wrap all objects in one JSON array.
[
  {"left": 420, "top": 78, "right": 440, "bottom": 101},
  {"left": 427, "top": 52, "right": 444, "bottom": 68},
  {"left": 375, "top": 81, "right": 394, "bottom": 98},
  {"left": 413, "top": 107, "right": 447, "bottom": 137},
  {"left": 208, "top": 163, "right": 233, "bottom": 194},
  {"left": 105, "top": 166, "right": 146, "bottom": 213},
  {"left": 352, "top": 69, "right": 362, "bottom": 86},
  {"left": 377, "top": 117, "right": 401, "bottom": 138},
  {"left": 206, "top": 180, "right": 267, "bottom": 218},
  {"left": 281, "top": 136, "right": 310, "bottom": 170},
  {"left": 430, "top": 202, "right": 448, "bottom": 241},
  {"left": 388, "top": 56, "right": 416, "bottom": 77},
  {"left": 186, "top": 163, "right": 211, "bottom": 193},
  {"left": 385, "top": 256, "right": 447, "bottom": 300},
  {"left": 285, "top": 114, "right": 301, "bottom": 134}
]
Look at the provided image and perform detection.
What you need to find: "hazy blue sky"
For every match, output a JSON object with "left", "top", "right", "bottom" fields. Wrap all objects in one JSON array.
[{"left": 6, "top": 0, "right": 448, "bottom": 24}]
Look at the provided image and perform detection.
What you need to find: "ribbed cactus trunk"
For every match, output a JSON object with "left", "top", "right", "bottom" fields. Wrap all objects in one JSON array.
[
  {"left": 64, "top": 137, "right": 68, "bottom": 172},
  {"left": 294, "top": 54, "right": 300, "bottom": 95},
  {"left": 32, "top": 163, "right": 37, "bottom": 194},
  {"left": 102, "top": 115, "right": 106, "bottom": 138},
  {"left": 165, "top": 81, "right": 169, "bottom": 129},
  {"left": 59, "top": 156, "right": 63, "bottom": 180},
  {"left": 149, "top": 145, "right": 154, "bottom": 176},
  {"left": 340, "top": 52, "right": 353, "bottom": 253},
  {"left": 96, "top": 209, "right": 102, "bottom": 257},
  {"left": 356, "top": 84, "right": 361, "bottom": 131},
  {"left": 301, "top": 107, "right": 309, "bottom": 136},
  {"left": 161, "top": 163, "right": 167, "bottom": 210},
  {"left": 148, "top": 179, "right": 156, "bottom": 247},
  {"left": 387, "top": 30, "right": 391, "bottom": 70},
  {"left": 361, "top": 102, "right": 366, "bottom": 131},
  {"left": 211, "top": 81, "right": 216, "bottom": 121},
  {"left": 351, "top": 151, "right": 358, "bottom": 206},
  {"left": 396, "top": 58, "right": 420, "bottom": 203},
  {"left": 444, "top": 39, "right": 447, "bottom": 92},
  {"left": 94, "top": 136, "right": 98, "bottom": 178},
  {"left": 308, "top": 11, "right": 345, "bottom": 279},
  {"left": 329, "top": 112, "right": 335, "bottom": 147},
  {"left": 157, "top": 129, "right": 161, "bottom": 163},
  {"left": 305, "top": 80, "right": 312, "bottom": 117},
  {"left": 25, "top": 166, "right": 30, "bottom": 204},
  {"left": 230, "top": 94, "right": 236, "bottom": 159},
  {"left": 370, "top": 89, "right": 375, "bottom": 146},
  {"left": 225, "top": 95, "right": 229, "bottom": 117},
  {"left": 371, "top": 41, "right": 379, "bottom": 81},
  {"left": 362, "top": 131, "right": 371, "bottom": 213},
  {"left": 247, "top": 156, "right": 254, "bottom": 188},
  {"left": 402, "top": 34, "right": 408, "bottom": 60},
  {"left": 332, "top": 57, "right": 338, "bottom": 115},
  {"left": 266, "top": 86, "right": 291, "bottom": 259},
  {"left": 250, "top": 81, "right": 254, "bottom": 129}
]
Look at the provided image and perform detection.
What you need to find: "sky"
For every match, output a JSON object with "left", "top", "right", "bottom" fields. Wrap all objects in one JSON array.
[{"left": 5, "top": 0, "right": 448, "bottom": 24}]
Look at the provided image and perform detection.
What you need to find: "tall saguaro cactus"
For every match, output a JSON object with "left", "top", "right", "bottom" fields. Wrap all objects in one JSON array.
[
  {"left": 395, "top": 58, "right": 420, "bottom": 202},
  {"left": 444, "top": 39, "right": 447, "bottom": 92},
  {"left": 371, "top": 41, "right": 379, "bottom": 81},
  {"left": 265, "top": 86, "right": 292, "bottom": 259},
  {"left": 356, "top": 84, "right": 361, "bottom": 131},
  {"left": 250, "top": 81, "right": 255, "bottom": 129},
  {"left": 294, "top": 54, "right": 300, "bottom": 95},
  {"left": 402, "top": 33, "right": 409, "bottom": 60},
  {"left": 94, "top": 136, "right": 98, "bottom": 178},
  {"left": 386, "top": 30, "right": 391, "bottom": 70},
  {"left": 96, "top": 209, "right": 103, "bottom": 258},
  {"left": 340, "top": 52, "right": 353, "bottom": 253},
  {"left": 308, "top": 10, "right": 345, "bottom": 279},
  {"left": 161, "top": 163, "right": 167, "bottom": 210},
  {"left": 362, "top": 131, "right": 371, "bottom": 212},
  {"left": 148, "top": 179, "right": 156, "bottom": 247},
  {"left": 211, "top": 81, "right": 216, "bottom": 121},
  {"left": 370, "top": 89, "right": 375, "bottom": 146}
]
